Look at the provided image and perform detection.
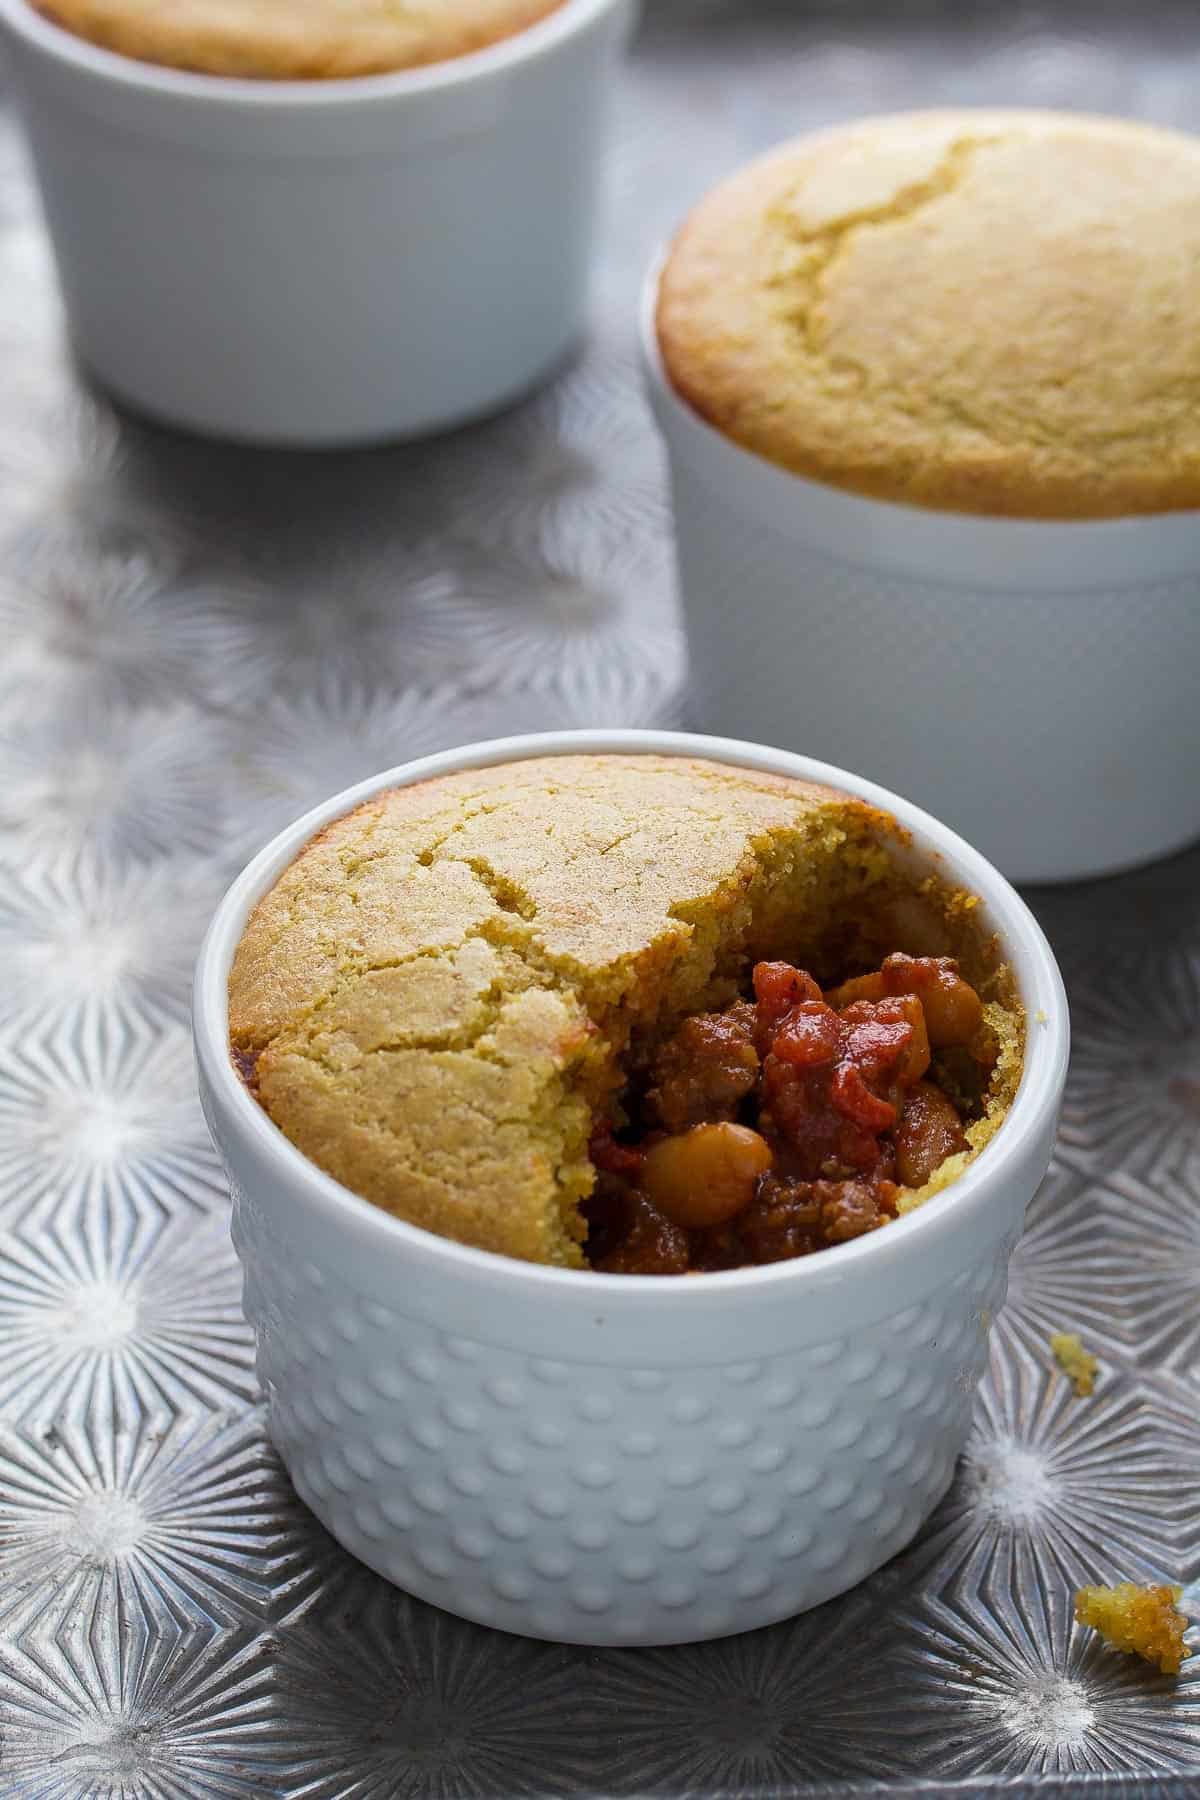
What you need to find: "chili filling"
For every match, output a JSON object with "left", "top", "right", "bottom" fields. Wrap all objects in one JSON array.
[{"left": 584, "top": 953, "right": 991, "bottom": 1274}]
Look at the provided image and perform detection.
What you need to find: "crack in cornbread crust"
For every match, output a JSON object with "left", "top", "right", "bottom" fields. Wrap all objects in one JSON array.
[
  {"left": 229, "top": 755, "right": 1024, "bottom": 1266},
  {"left": 658, "top": 109, "right": 1200, "bottom": 519},
  {"left": 31, "top": 0, "right": 567, "bottom": 79}
]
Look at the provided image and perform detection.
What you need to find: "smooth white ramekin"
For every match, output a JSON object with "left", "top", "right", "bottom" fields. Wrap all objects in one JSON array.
[
  {"left": 194, "top": 729, "right": 1068, "bottom": 1647},
  {"left": 642, "top": 266, "right": 1200, "bottom": 885},
  {"left": 0, "top": 0, "right": 634, "bottom": 445}
]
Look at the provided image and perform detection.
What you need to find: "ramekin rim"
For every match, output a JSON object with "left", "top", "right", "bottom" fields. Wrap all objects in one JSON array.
[
  {"left": 0, "top": 0, "right": 623, "bottom": 106},
  {"left": 193, "top": 728, "right": 1069, "bottom": 1303},
  {"left": 638, "top": 243, "right": 1200, "bottom": 540}
]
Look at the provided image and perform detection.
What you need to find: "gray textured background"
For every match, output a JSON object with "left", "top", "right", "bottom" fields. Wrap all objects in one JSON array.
[{"left": 1, "top": 2, "right": 1199, "bottom": 1793}]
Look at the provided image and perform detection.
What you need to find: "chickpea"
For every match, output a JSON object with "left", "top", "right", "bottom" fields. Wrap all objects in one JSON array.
[
  {"left": 882, "top": 954, "right": 983, "bottom": 1048},
  {"left": 824, "top": 970, "right": 886, "bottom": 1011},
  {"left": 891, "top": 993, "right": 931, "bottom": 1086},
  {"left": 895, "top": 1081, "right": 968, "bottom": 1188},
  {"left": 920, "top": 975, "right": 983, "bottom": 1048},
  {"left": 641, "top": 1123, "right": 773, "bottom": 1230}
]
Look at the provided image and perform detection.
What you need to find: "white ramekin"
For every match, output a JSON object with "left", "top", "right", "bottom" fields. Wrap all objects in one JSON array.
[
  {"left": 0, "top": 0, "right": 634, "bottom": 445},
  {"left": 194, "top": 728, "right": 1068, "bottom": 1647},
  {"left": 642, "top": 265, "right": 1200, "bottom": 885}
]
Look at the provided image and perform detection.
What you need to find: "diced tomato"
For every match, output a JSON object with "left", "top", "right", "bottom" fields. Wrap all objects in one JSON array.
[
  {"left": 771, "top": 1001, "right": 842, "bottom": 1067},
  {"left": 588, "top": 1124, "right": 645, "bottom": 1178}
]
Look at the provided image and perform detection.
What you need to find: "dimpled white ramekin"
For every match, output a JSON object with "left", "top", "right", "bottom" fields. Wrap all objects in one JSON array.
[
  {"left": 642, "top": 265, "right": 1200, "bottom": 884},
  {"left": 194, "top": 729, "right": 1068, "bottom": 1646},
  {"left": 0, "top": 0, "right": 634, "bottom": 444}
]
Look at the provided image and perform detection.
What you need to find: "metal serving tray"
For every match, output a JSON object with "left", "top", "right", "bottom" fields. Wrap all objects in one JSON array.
[{"left": 0, "top": 1, "right": 1197, "bottom": 1792}]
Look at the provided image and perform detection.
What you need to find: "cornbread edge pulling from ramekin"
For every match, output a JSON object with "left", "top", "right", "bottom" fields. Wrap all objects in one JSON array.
[
  {"left": 228, "top": 752, "right": 1024, "bottom": 1268},
  {"left": 30, "top": 0, "right": 570, "bottom": 79},
  {"left": 657, "top": 108, "right": 1200, "bottom": 521}
]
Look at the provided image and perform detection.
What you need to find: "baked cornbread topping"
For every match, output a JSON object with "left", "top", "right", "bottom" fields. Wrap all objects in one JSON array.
[
  {"left": 30, "top": 0, "right": 568, "bottom": 78},
  {"left": 228, "top": 754, "right": 1023, "bottom": 1269},
  {"left": 657, "top": 110, "right": 1200, "bottom": 519}
]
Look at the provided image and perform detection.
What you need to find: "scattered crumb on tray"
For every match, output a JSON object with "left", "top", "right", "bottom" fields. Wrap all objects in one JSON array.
[
  {"left": 1050, "top": 1331, "right": 1098, "bottom": 1397},
  {"left": 1075, "top": 1582, "right": 1190, "bottom": 1676}
]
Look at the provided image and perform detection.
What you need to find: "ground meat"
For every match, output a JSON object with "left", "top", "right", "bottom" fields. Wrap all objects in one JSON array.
[
  {"left": 819, "top": 1176, "right": 898, "bottom": 1242},
  {"left": 734, "top": 1174, "right": 824, "bottom": 1263},
  {"left": 730, "top": 1173, "right": 896, "bottom": 1261},
  {"left": 587, "top": 953, "right": 985, "bottom": 1275},
  {"left": 585, "top": 1182, "right": 690, "bottom": 1275},
  {"left": 647, "top": 1007, "right": 759, "bottom": 1132}
]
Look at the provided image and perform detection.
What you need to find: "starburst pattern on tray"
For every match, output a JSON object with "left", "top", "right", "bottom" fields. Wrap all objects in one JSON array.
[
  {"left": 268, "top": 1574, "right": 602, "bottom": 1797},
  {"left": 0, "top": 701, "right": 235, "bottom": 880},
  {"left": 0, "top": 383, "right": 133, "bottom": 549},
  {"left": 997, "top": 1161, "right": 1137, "bottom": 1363},
  {"left": 417, "top": 331, "right": 671, "bottom": 557},
  {"left": 0, "top": 1405, "right": 331, "bottom": 1635},
  {"left": 0, "top": 1615, "right": 281, "bottom": 1800},
  {"left": 0, "top": 858, "right": 226, "bottom": 1037},
  {"left": 395, "top": 530, "right": 684, "bottom": 710},
  {"left": 172, "top": 542, "right": 453, "bottom": 699},
  {"left": 1059, "top": 943, "right": 1200, "bottom": 1191},
  {"left": 929, "top": 1348, "right": 1200, "bottom": 1586},
  {"left": 0, "top": 522, "right": 265, "bottom": 722},
  {"left": 1092, "top": 1171, "right": 1200, "bottom": 1390},
  {"left": 586, "top": 1588, "right": 915, "bottom": 1789},
  {"left": 893, "top": 1535, "right": 1200, "bottom": 1779},
  {"left": 0, "top": 1018, "right": 224, "bottom": 1229},
  {"left": 0, "top": 1197, "right": 256, "bottom": 1428}
]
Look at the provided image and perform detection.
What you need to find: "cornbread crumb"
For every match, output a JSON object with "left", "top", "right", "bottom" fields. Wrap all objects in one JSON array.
[
  {"left": 32, "top": 0, "right": 567, "bottom": 79},
  {"left": 230, "top": 754, "right": 1024, "bottom": 1266},
  {"left": 658, "top": 109, "right": 1200, "bottom": 519},
  {"left": 1050, "top": 1332, "right": 1099, "bottom": 1398},
  {"left": 1075, "top": 1583, "right": 1190, "bottom": 1676}
]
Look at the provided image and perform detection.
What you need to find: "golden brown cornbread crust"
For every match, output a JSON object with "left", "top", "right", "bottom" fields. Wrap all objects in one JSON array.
[
  {"left": 658, "top": 109, "right": 1200, "bottom": 519},
  {"left": 229, "top": 754, "right": 1023, "bottom": 1267},
  {"left": 32, "top": 0, "right": 567, "bottom": 79}
]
